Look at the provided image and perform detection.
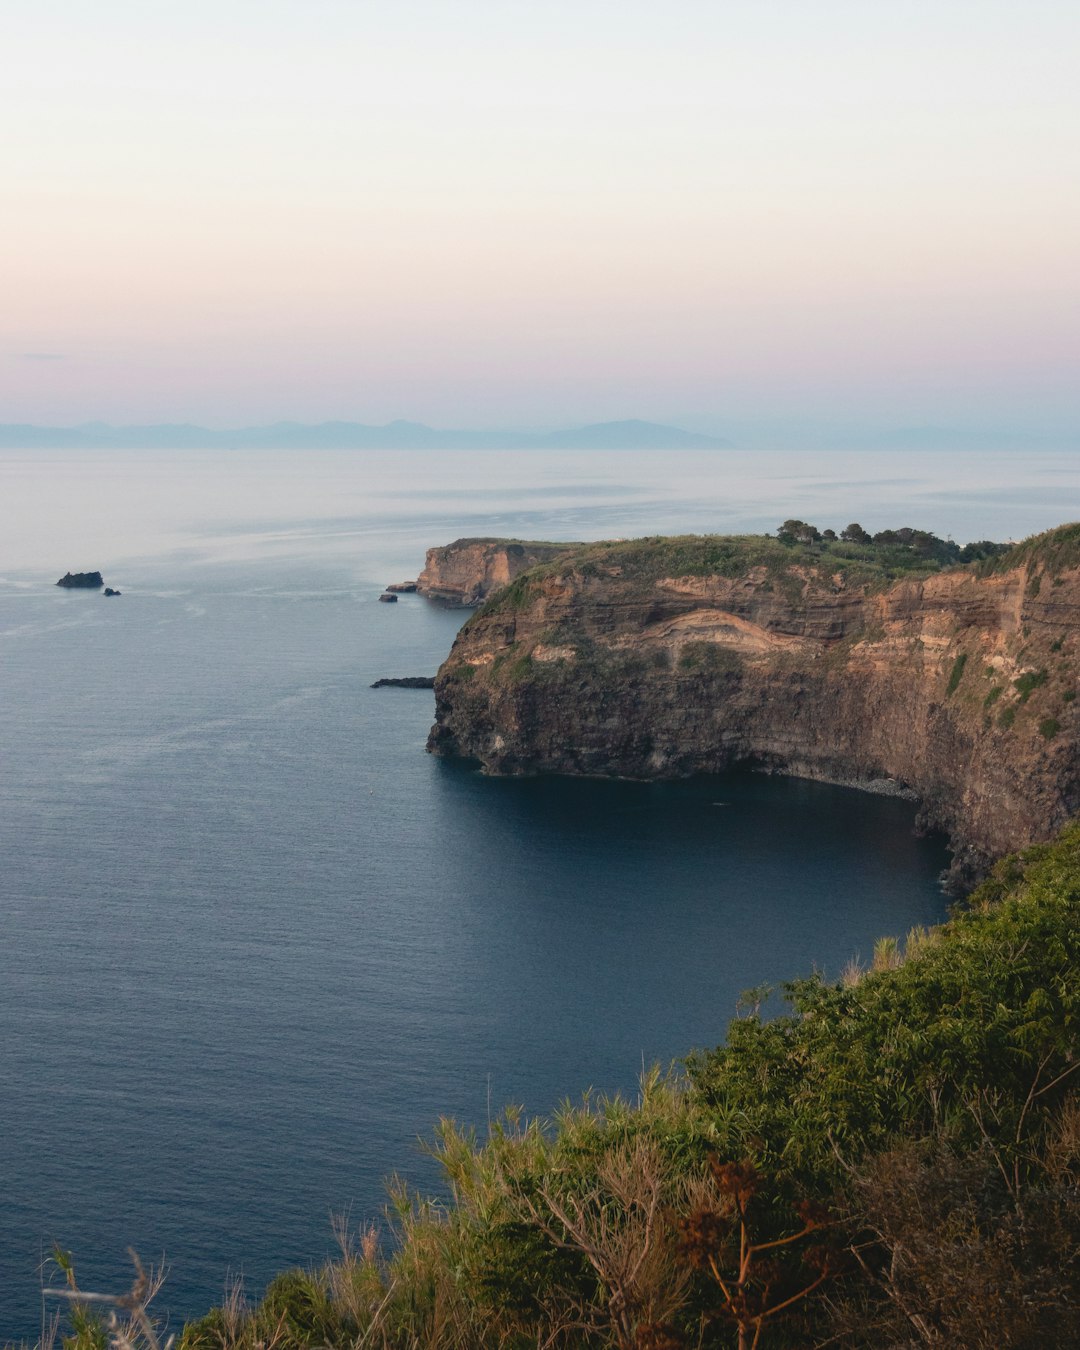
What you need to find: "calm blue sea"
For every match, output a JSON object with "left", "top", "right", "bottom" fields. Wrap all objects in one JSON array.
[{"left": 1, "top": 446, "right": 1077, "bottom": 1339}]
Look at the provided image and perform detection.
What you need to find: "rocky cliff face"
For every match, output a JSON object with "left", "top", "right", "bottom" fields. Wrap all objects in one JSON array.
[
  {"left": 416, "top": 538, "right": 577, "bottom": 606},
  {"left": 427, "top": 528, "right": 1080, "bottom": 887}
]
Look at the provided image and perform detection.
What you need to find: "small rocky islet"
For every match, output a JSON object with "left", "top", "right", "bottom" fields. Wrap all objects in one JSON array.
[
  {"left": 55, "top": 571, "right": 121, "bottom": 595},
  {"left": 55, "top": 570, "right": 104, "bottom": 589}
]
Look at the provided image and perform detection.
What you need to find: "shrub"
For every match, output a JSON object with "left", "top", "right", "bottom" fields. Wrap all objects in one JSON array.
[
  {"left": 1014, "top": 668, "right": 1049, "bottom": 702},
  {"left": 945, "top": 652, "right": 967, "bottom": 696},
  {"left": 174, "top": 826, "right": 1080, "bottom": 1350}
]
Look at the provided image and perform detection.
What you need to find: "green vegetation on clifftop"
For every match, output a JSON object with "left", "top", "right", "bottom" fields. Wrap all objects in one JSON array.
[{"left": 474, "top": 523, "right": 1019, "bottom": 627}]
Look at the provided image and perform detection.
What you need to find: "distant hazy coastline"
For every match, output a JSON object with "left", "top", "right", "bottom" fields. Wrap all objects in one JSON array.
[{"left": 0, "top": 418, "right": 728, "bottom": 451}]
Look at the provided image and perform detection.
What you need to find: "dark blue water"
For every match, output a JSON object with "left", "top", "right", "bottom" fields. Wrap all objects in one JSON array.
[
  {"left": 0, "top": 555, "right": 949, "bottom": 1338},
  {"left": 7, "top": 446, "right": 1047, "bottom": 1339}
]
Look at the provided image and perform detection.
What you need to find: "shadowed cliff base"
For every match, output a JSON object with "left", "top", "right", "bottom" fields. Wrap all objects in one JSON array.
[{"left": 427, "top": 525, "right": 1080, "bottom": 890}]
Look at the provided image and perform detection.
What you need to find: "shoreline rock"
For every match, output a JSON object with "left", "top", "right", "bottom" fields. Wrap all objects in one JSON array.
[{"left": 371, "top": 676, "right": 436, "bottom": 689}]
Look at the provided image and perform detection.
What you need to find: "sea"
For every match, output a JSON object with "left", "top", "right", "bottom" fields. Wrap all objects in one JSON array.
[{"left": 1, "top": 445, "right": 1077, "bottom": 1340}]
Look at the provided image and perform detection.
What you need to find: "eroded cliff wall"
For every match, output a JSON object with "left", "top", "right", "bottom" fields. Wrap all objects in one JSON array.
[
  {"left": 427, "top": 529, "right": 1080, "bottom": 886},
  {"left": 416, "top": 538, "right": 578, "bottom": 606}
]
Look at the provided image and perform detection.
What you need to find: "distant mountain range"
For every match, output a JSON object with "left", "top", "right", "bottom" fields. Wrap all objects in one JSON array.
[{"left": 0, "top": 418, "right": 731, "bottom": 451}]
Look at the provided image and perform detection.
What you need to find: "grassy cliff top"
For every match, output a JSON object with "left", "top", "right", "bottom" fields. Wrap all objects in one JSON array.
[
  {"left": 979, "top": 521, "right": 1080, "bottom": 576},
  {"left": 476, "top": 529, "right": 1001, "bottom": 618},
  {"left": 431, "top": 536, "right": 582, "bottom": 552},
  {"left": 464, "top": 523, "right": 1080, "bottom": 622}
]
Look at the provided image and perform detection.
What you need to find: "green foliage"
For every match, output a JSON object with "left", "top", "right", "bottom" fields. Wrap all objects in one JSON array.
[
  {"left": 984, "top": 684, "right": 1003, "bottom": 708},
  {"left": 979, "top": 522, "right": 1080, "bottom": 576},
  {"left": 945, "top": 651, "right": 967, "bottom": 696},
  {"left": 688, "top": 823, "right": 1080, "bottom": 1181},
  {"left": 778, "top": 519, "right": 821, "bottom": 545},
  {"left": 841, "top": 522, "right": 872, "bottom": 545},
  {"left": 175, "top": 826, "right": 1080, "bottom": 1349},
  {"left": 34, "top": 1249, "right": 167, "bottom": 1350},
  {"left": 257, "top": 1271, "right": 340, "bottom": 1349},
  {"left": 1014, "top": 668, "right": 1049, "bottom": 702},
  {"left": 494, "top": 571, "right": 536, "bottom": 612},
  {"left": 999, "top": 705, "right": 1017, "bottom": 729},
  {"left": 443, "top": 660, "right": 477, "bottom": 683},
  {"left": 1040, "top": 716, "right": 1061, "bottom": 740},
  {"left": 778, "top": 522, "right": 1009, "bottom": 569},
  {"left": 501, "top": 651, "right": 534, "bottom": 682},
  {"left": 477, "top": 523, "right": 998, "bottom": 626},
  {"left": 1065, "top": 689, "right": 1076, "bottom": 704}
]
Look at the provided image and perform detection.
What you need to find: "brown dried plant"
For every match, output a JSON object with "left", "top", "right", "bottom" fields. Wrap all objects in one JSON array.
[
  {"left": 677, "top": 1158, "right": 838, "bottom": 1350},
  {"left": 46, "top": 1249, "right": 171, "bottom": 1350}
]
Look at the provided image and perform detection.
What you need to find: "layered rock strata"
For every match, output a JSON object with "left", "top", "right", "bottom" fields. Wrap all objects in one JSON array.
[
  {"left": 416, "top": 538, "right": 578, "bottom": 606},
  {"left": 427, "top": 528, "right": 1080, "bottom": 887}
]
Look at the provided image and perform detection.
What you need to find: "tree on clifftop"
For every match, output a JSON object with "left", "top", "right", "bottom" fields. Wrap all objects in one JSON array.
[
  {"left": 840, "top": 522, "right": 872, "bottom": 544},
  {"left": 777, "top": 519, "right": 821, "bottom": 545}
]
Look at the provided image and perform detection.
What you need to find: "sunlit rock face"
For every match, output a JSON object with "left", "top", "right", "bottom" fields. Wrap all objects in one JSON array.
[
  {"left": 416, "top": 538, "right": 577, "bottom": 606},
  {"left": 427, "top": 529, "right": 1080, "bottom": 890}
]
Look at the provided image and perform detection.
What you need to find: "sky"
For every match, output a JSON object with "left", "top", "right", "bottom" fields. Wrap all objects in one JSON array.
[{"left": 2, "top": 0, "right": 1078, "bottom": 436}]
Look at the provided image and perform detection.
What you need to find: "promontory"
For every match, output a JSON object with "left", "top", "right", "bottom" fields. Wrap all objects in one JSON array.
[{"left": 426, "top": 526, "right": 1080, "bottom": 888}]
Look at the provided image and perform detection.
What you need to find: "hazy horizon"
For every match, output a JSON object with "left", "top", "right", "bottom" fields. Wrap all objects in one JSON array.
[
  {"left": 1, "top": 413, "right": 1077, "bottom": 454},
  {"left": 3, "top": 1, "right": 1078, "bottom": 436}
]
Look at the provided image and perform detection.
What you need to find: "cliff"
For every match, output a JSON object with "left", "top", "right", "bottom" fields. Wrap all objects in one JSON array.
[
  {"left": 427, "top": 527, "right": 1080, "bottom": 887},
  {"left": 416, "top": 537, "right": 578, "bottom": 606}
]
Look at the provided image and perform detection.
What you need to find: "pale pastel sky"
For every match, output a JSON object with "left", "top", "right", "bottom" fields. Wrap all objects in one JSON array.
[{"left": 2, "top": 0, "right": 1078, "bottom": 434}]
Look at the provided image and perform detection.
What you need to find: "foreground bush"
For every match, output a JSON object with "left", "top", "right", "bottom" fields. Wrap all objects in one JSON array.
[{"left": 50, "top": 826, "right": 1080, "bottom": 1348}]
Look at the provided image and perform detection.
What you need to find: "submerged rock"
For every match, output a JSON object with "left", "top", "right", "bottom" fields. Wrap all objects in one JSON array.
[
  {"left": 56, "top": 571, "right": 104, "bottom": 589},
  {"left": 378, "top": 592, "right": 398, "bottom": 603}
]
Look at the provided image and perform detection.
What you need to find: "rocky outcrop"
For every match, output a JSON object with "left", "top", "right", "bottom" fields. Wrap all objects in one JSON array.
[
  {"left": 56, "top": 571, "right": 103, "bottom": 588},
  {"left": 416, "top": 538, "right": 578, "bottom": 607},
  {"left": 427, "top": 527, "right": 1080, "bottom": 888},
  {"left": 371, "top": 676, "right": 435, "bottom": 689}
]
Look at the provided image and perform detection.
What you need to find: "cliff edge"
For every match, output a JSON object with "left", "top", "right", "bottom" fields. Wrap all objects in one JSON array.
[
  {"left": 416, "top": 537, "right": 578, "bottom": 606},
  {"left": 427, "top": 526, "right": 1080, "bottom": 888}
]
